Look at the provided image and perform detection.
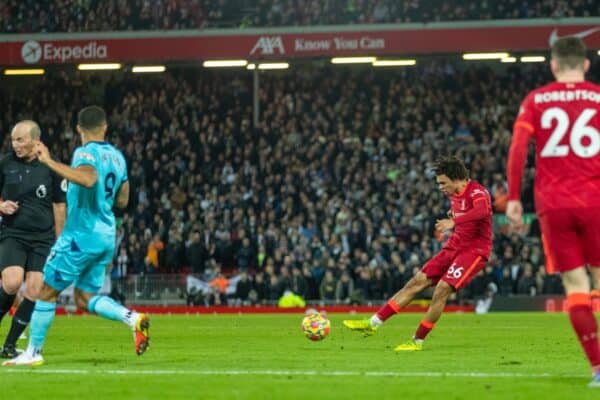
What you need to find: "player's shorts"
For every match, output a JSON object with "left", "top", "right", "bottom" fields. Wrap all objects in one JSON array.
[
  {"left": 421, "top": 248, "right": 488, "bottom": 290},
  {"left": 0, "top": 236, "right": 51, "bottom": 273},
  {"left": 43, "top": 236, "right": 114, "bottom": 294},
  {"left": 538, "top": 207, "right": 600, "bottom": 273}
]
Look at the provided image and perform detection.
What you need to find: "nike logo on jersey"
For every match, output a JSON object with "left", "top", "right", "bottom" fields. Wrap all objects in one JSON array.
[{"left": 548, "top": 27, "right": 600, "bottom": 46}]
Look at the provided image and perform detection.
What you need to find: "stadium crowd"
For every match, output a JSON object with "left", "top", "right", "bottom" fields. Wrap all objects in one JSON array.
[
  {"left": 5, "top": 60, "right": 596, "bottom": 304},
  {"left": 0, "top": 0, "right": 595, "bottom": 32}
]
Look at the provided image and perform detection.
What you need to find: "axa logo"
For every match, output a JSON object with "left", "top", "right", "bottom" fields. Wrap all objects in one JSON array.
[
  {"left": 21, "top": 40, "right": 107, "bottom": 64},
  {"left": 548, "top": 27, "right": 600, "bottom": 46},
  {"left": 250, "top": 36, "right": 285, "bottom": 55}
]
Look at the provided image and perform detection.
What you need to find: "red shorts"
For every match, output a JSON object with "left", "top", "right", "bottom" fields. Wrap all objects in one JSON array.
[
  {"left": 421, "top": 248, "right": 487, "bottom": 290},
  {"left": 538, "top": 208, "right": 600, "bottom": 273}
]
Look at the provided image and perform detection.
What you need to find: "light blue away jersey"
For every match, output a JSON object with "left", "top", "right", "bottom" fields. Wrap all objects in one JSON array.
[{"left": 62, "top": 141, "right": 127, "bottom": 248}]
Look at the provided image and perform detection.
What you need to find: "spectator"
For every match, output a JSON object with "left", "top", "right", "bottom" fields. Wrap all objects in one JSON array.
[
  {"left": 146, "top": 233, "right": 164, "bottom": 271},
  {"left": 517, "top": 264, "right": 537, "bottom": 296},
  {"left": 335, "top": 271, "right": 355, "bottom": 304},
  {"left": 252, "top": 272, "right": 269, "bottom": 304},
  {"left": 209, "top": 271, "right": 229, "bottom": 304},
  {"left": 234, "top": 271, "right": 253, "bottom": 304},
  {"left": 0, "top": 1, "right": 593, "bottom": 32},
  {"left": 319, "top": 270, "right": 336, "bottom": 302},
  {"left": 186, "top": 231, "right": 206, "bottom": 274},
  {"left": 290, "top": 267, "right": 308, "bottom": 299},
  {"left": 165, "top": 229, "right": 184, "bottom": 273},
  {"left": 236, "top": 238, "right": 254, "bottom": 271}
]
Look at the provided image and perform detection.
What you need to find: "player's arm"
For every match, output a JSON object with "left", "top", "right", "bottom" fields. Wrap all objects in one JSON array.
[
  {"left": 507, "top": 124, "right": 533, "bottom": 202},
  {"left": 436, "top": 197, "right": 489, "bottom": 231},
  {"left": 453, "top": 198, "right": 489, "bottom": 225},
  {"left": 45, "top": 161, "right": 97, "bottom": 188},
  {"left": 34, "top": 141, "right": 98, "bottom": 188},
  {"left": 51, "top": 169, "right": 67, "bottom": 236},
  {"left": 115, "top": 180, "right": 130, "bottom": 209},
  {"left": 52, "top": 202, "right": 66, "bottom": 237},
  {"left": 506, "top": 98, "right": 535, "bottom": 227}
]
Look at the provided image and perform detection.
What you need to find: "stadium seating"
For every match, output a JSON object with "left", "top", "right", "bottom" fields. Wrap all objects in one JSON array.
[
  {"left": 0, "top": 0, "right": 595, "bottom": 32},
  {"left": 5, "top": 59, "right": 596, "bottom": 303}
]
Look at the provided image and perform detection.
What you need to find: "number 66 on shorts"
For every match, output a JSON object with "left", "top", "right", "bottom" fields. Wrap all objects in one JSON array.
[{"left": 421, "top": 248, "right": 487, "bottom": 290}]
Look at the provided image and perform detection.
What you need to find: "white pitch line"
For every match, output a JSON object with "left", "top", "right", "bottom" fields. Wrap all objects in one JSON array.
[{"left": 0, "top": 369, "right": 587, "bottom": 379}]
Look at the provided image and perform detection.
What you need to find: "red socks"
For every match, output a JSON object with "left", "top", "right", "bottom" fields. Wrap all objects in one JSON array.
[
  {"left": 375, "top": 299, "right": 401, "bottom": 322},
  {"left": 567, "top": 293, "right": 600, "bottom": 372},
  {"left": 415, "top": 319, "right": 435, "bottom": 340}
]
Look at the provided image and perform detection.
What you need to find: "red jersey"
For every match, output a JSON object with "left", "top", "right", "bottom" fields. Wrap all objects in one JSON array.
[
  {"left": 445, "top": 180, "right": 493, "bottom": 257},
  {"left": 508, "top": 81, "right": 600, "bottom": 214}
]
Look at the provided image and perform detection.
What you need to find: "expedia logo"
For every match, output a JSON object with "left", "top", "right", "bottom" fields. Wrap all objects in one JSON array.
[
  {"left": 21, "top": 40, "right": 108, "bottom": 64},
  {"left": 21, "top": 40, "right": 42, "bottom": 64}
]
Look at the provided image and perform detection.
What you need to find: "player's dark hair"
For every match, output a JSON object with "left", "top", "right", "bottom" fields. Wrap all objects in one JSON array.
[
  {"left": 78, "top": 105, "right": 106, "bottom": 131},
  {"left": 433, "top": 156, "right": 469, "bottom": 181},
  {"left": 551, "top": 36, "right": 586, "bottom": 71}
]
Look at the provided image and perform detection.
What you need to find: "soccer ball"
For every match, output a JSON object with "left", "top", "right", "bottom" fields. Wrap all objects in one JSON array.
[{"left": 301, "top": 312, "right": 331, "bottom": 341}]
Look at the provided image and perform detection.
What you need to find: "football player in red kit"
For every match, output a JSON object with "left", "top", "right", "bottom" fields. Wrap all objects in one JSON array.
[
  {"left": 506, "top": 36, "right": 600, "bottom": 388},
  {"left": 344, "top": 156, "right": 492, "bottom": 351}
]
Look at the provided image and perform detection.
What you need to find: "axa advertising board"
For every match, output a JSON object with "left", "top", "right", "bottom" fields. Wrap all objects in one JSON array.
[{"left": 0, "top": 25, "right": 598, "bottom": 66}]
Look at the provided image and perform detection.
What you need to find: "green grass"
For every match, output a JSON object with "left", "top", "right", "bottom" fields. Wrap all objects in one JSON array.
[{"left": 0, "top": 312, "right": 597, "bottom": 399}]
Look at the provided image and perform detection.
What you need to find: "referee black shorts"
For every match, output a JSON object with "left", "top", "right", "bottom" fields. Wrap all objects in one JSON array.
[{"left": 0, "top": 237, "right": 51, "bottom": 273}]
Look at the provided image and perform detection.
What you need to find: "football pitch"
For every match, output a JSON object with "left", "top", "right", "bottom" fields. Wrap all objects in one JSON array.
[{"left": 0, "top": 312, "right": 598, "bottom": 399}]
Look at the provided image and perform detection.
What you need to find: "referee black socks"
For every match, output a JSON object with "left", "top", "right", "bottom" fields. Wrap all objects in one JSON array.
[
  {"left": 0, "top": 286, "right": 16, "bottom": 323},
  {"left": 4, "top": 298, "right": 35, "bottom": 348}
]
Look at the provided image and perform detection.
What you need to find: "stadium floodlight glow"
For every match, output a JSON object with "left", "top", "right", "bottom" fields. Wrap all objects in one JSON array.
[
  {"left": 501, "top": 57, "right": 517, "bottom": 63},
  {"left": 4, "top": 68, "right": 45, "bottom": 75},
  {"left": 258, "top": 63, "right": 289, "bottom": 70},
  {"left": 520, "top": 56, "right": 546, "bottom": 63},
  {"left": 462, "top": 52, "right": 510, "bottom": 60},
  {"left": 331, "top": 57, "right": 376, "bottom": 64},
  {"left": 372, "top": 59, "right": 416, "bottom": 67},
  {"left": 78, "top": 63, "right": 121, "bottom": 70},
  {"left": 203, "top": 60, "right": 248, "bottom": 67},
  {"left": 132, "top": 65, "right": 166, "bottom": 73},
  {"left": 247, "top": 63, "right": 256, "bottom": 70}
]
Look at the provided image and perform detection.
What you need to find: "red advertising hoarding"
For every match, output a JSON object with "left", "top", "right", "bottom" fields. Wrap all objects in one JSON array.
[{"left": 1, "top": 24, "right": 599, "bottom": 66}]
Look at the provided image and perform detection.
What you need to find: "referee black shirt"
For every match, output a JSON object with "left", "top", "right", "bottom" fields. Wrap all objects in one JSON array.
[{"left": 0, "top": 152, "right": 66, "bottom": 244}]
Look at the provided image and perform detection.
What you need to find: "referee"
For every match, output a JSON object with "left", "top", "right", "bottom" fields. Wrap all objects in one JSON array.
[{"left": 0, "top": 120, "right": 66, "bottom": 358}]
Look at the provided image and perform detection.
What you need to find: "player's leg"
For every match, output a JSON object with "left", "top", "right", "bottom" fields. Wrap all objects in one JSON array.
[
  {"left": 590, "top": 268, "right": 600, "bottom": 298},
  {"left": 343, "top": 249, "right": 453, "bottom": 333},
  {"left": 75, "top": 288, "right": 149, "bottom": 355},
  {"left": 540, "top": 209, "right": 600, "bottom": 386},
  {"left": 578, "top": 208, "right": 600, "bottom": 386},
  {"left": 561, "top": 267, "right": 600, "bottom": 384},
  {"left": 0, "top": 238, "right": 28, "bottom": 324},
  {"left": 396, "top": 251, "right": 486, "bottom": 351},
  {"left": 2, "top": 282, "right": 61, "bottom": 366},
  {"left": 3, "top": 243, "right": 77, "bottom": 366},
  {"left": 75, "top": 250, "right": 150, "bottom": 355},
  {"left": 343, "top": 272, "right": 433, "bottom": 333},
  {"left": 1, "top": 271, "right": 43, "bottom": 356},
  {"left": 2, "top": 244, "right": 49, "bottom": 356},
  {"left": 416, "top": 281, "right": 454, "bottom": 341},
  {"left": 395, "top": 281, "right": 454, "bottom": 351},
  {"left": 0, "top": 267, "right": 24, "bottom": 324}
]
